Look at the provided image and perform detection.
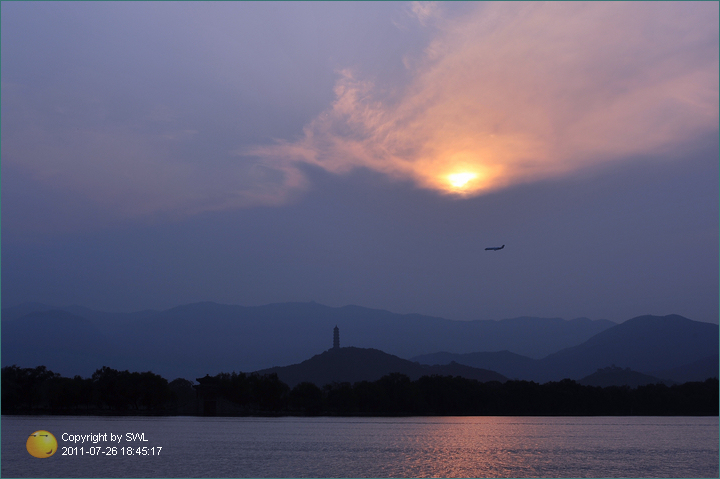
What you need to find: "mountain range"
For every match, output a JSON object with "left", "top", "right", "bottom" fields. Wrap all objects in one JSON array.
[
  {"left": 2, "top": 302, "right": 717, "bottom": 386},
  {"left": 412, "top": 314, "right": 718, "bottom": 384},
  {"left": 2, "top": 301, "right": 613, "bottom": 380}
]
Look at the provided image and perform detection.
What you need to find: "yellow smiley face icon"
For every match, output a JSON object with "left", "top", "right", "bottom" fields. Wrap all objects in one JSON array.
[{"left": 26, "top": 430, "right": 57, "bottom": 458}]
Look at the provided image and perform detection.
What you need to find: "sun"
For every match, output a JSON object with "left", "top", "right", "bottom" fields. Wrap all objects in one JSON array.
[{"left": 447, "top": 172, "right": 477, "bottom": 189}]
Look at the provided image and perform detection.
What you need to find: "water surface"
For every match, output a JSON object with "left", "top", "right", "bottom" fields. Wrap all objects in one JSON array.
[{"left": 2, "top": 415, "right": 717, "bottom": 477}]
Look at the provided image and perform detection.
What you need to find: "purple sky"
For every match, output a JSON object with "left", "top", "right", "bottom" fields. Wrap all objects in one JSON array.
[{"left": 2, "top": 1, "right": 718, "bottom": 323}]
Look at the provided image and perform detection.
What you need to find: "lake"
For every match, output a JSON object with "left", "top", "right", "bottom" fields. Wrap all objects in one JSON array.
[{"left": 2, "top": 415, "right": 718, "bottom": 477}]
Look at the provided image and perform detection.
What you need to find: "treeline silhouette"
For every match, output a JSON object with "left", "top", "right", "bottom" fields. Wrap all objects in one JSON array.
[
  {"left": 2, "top": 365, "right": 717, "bottom": 416},
  {"left": 317, "top": 373, "right": 718, "bottom": 416},
  {"left": 1, "top": 365, "right": 195, "bottom": 414}
]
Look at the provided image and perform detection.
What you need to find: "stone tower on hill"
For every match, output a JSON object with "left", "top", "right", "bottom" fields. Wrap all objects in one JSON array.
[{"left": 333, "top": 325, "right": 340, "bottom": 349}]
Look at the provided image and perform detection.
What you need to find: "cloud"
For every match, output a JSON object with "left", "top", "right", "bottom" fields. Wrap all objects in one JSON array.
[
  {"left": 408, "top": 1, "right": 441, "bottom": 26},
  {"left": 1, "top": 85, "right": 309, "bottom": 222},
  {"left": 3, "top": 2, "right": 717, "bottom": 224},
  {"left": 247, "top": 1, "right": 719, "bottom": 199}
]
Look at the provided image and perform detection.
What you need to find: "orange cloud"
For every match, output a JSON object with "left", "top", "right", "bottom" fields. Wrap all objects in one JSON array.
[
  {"left": 5, "top": 2, "right": 716, "bottom": 225},
  {"left": 246, "top": 1, "right": 719, "bottom": 198}
]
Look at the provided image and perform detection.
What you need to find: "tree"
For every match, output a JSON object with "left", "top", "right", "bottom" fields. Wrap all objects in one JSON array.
[
  {"left": 1, "top": 365, "right": 58, "bottom": 411},
  {"left": 169, "top": 378, "right": 196, "bottom": 413},
  {"left": 289, "top": 382, "right": 323, "bottom": 414}
]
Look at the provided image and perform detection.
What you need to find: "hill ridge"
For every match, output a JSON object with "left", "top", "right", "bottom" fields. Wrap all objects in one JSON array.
[
  {"left": 413, "top": 314, "right": 718, "bottom": 384},
  {"left": 256, "top": 346, "right": 508, "bottom": 388}
]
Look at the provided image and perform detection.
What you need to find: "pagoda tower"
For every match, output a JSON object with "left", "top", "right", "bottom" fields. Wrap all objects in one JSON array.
[{"left": 333, "top": 325, "right": 340, "bottom": 349}]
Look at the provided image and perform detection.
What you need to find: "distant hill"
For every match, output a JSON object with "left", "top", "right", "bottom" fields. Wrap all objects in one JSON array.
[
  {"left": 414, "top": 315, "right": 718, "bottom": 384},
  {"left": 1, "top": 310, "right": 122, "bottom": 374},
  {"left": 411, "top": 350, "right": 535, "bottom": 380},
  {"left": 578, "top": 365, "right": 675, "bottom": 388},
  {"left": 534, "top": 314, "right": 719, "bottom": 382},
  {"left": 256, "top": 347, "right": 508, "bottom": 388},
  {"left": 1, "top": 301, "right": 615, "bottom": 380},
  {"left": 650, "top": 355, "right": 719, "bottom": 383},
  {"left": 1, "top": 302, "right": 58, "bottom": 322}
]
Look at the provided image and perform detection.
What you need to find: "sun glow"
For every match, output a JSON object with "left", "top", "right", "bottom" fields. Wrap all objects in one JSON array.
[
  {"left": 241, "top": 2, "right": 718, "bottom": 208},
  {"left": 447, "top": 172, "right": 477, "bottom": 189}
]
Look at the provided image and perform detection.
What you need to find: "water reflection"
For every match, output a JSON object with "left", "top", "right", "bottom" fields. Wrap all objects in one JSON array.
[
  {"left": 311, "top": 417, "right": 719, "bottom": 478},
  {"left": 2, "top": 416, "right": 717, "bottom": 478}
]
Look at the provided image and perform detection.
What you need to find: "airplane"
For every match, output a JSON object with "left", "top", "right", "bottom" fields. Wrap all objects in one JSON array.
[{"left": 485, "top": 244, "right": 505, "bottom": 251}]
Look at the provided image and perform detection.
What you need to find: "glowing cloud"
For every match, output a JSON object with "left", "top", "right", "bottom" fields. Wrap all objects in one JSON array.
[
  {"left": 247, "top": 1, "right": 719, "bottom": 198},
  {"left": 448, "top": 172, "right": 476, "bottom": 189},
  {"left": 4, "top": 2, "right": 717, "bottom": 224}
]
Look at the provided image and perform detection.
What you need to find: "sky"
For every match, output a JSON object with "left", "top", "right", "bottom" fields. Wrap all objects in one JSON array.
[{"left": 2, "top": 1, "right": 718, "bottom": 324}]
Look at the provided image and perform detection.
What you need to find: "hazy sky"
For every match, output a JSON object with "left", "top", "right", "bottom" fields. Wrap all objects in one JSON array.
[{"left": 2, "top": 1, "right": 718, "bottom": 323}]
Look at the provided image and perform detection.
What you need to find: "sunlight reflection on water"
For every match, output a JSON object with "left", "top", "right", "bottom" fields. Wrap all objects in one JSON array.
[{"left": 2, "top": 416, "right": 718, "bottom": 478}]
